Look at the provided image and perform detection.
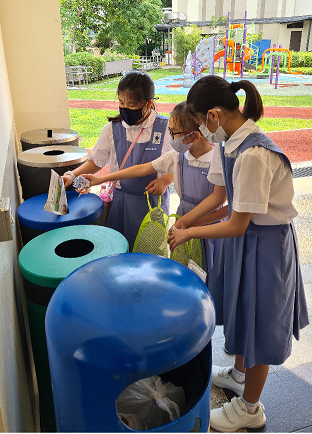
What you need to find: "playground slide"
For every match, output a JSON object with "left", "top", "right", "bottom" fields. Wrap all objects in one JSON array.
[
  {"left": 214, "top": 39, "right": 253, "bottom": 74},
  {"left": 214, "top": 50, "right": 225, "bottom": 62}
]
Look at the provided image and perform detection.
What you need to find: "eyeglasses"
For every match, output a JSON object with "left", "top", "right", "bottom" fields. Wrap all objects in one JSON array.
[{"left": 168, "top": 126, "right": 191, "bottom": 139}]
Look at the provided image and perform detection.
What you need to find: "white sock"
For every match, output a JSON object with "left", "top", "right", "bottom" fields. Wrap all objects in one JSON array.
[
  {"left": 231, "top": 365, "right": 245, "bottom": 383},
  {"left": 240, "top": 396, "right": 260, "bottom": 414}
]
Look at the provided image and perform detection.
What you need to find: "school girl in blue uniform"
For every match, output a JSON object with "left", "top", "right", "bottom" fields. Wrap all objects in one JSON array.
[
  {"left": 167, "top": 75, "right": 309, "bottom": 432},
  {"left": 62, "top": 71, "right": 173, "bottom": 250},
  {"left": 79, "top": 101, "right": 228, "bottom": 278}
]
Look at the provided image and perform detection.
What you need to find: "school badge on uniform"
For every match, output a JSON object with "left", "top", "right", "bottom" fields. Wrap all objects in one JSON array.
[{"left": 152, "top": 132, "right": 162, "bottom": 145}]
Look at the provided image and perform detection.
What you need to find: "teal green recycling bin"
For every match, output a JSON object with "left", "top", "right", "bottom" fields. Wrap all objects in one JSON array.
[{"left": 18, "top": 225, "right": 128, "bottom": 432}]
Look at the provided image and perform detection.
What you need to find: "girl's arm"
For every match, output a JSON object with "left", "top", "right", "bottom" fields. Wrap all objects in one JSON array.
[
  {"left": 145, "top": 173, "right": 174, "bottom": 195},
  {"left": 81, "top": 162, "right": 156, "bottom": 187},
  {"left": 62, "top": 160, "right": 102, "bottom": 188},
  {"left": 169, "top": 185, "right": 227, "bottom": 233},
  {"left": 168, "top": 210, "right": 252, "bottom": 252},
  {"left": 191, "top": 205, "right": 229, "bottom": 226}
]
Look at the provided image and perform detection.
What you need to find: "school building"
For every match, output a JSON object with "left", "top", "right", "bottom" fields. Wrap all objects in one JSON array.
[{"left": 171, "top": 0, "right": 312, "bottom": 52}]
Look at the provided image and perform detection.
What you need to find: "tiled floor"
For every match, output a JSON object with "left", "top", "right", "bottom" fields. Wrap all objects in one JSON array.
[{"left": 170, "top": 176, "right": 312, "bottom": 433}]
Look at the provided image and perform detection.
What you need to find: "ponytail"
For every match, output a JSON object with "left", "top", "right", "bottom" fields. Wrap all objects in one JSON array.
[
  {"left": 187, "top": 75, "right": 263, "bottom": 122},
  {"left": 234, "top": 80, "right": 263, "bottom": 122}
]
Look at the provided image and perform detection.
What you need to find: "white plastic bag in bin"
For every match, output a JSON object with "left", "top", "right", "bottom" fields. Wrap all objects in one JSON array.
[{"left": 117, "top": 375, "right": 186, "bottom": 430}]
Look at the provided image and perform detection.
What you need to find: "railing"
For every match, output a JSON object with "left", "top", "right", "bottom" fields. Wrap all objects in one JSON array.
[
  {"left": 65, "top": 66, "right": 93, "bottom": 88},
  {"left": 132, "top": 56, "right": 162, "bottom": 71}
]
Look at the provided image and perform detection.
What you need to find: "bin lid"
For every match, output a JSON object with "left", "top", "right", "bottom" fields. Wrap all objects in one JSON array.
[
  {"left": 17, "top": 145, "right": 89, "bottom": 167},
  {"left": 17, "top": 191, "right": 103, "bottom": 230},
  {"left": 18, "top": 225, "right": 129, "bottom": 288},
  {"left": 46, "top": 253, "right": 216, "bottom": 377},
  {"left": 20, "top": 128, "right": 78, "bottom": 145}
]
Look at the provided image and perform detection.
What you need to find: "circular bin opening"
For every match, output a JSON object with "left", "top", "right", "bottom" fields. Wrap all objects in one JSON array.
[
  {"left": 55, "top": 239, "right": 94, "bottom": 258},
  {"left": 116, "top": 354, "right": 208, "bottom": 431},
  {"left": 43, "top": 150, "right": 65, "bottom": 156}
]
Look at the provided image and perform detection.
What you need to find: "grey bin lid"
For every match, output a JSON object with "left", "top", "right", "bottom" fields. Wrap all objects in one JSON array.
[
  {"left": 17, "top": 145, "right": 89, "bottom": 167},
  {"left": 20, "top": 128, "right": 79, "bottom": 145}
]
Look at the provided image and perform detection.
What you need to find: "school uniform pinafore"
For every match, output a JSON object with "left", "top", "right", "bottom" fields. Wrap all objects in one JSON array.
[
  {"left": 107, "top": 114, "right": 170, "bottom": 250},
  {"left": 210, "top": 133, "right": 309, "bottom": 368},
  {"left": 176, "top": 153, "right": 221, "bottom": 277}
]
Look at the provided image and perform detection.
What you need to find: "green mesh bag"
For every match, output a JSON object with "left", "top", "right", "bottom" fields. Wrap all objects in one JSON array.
[
  {"left": 132, "top": 192, "right": 169, "bottom": 256},
  {"left": 169, "top": 215, "right": 203, "bottom": 269}
]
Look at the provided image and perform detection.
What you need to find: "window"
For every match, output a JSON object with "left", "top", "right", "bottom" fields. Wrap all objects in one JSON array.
[{"left": 287, "top": 22, "right": 304, "bottom": 29}]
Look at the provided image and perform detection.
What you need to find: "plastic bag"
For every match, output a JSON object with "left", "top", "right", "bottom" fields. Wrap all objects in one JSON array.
[
  {"left": 116, "top": 375, "right": 185, "bottom": 430},
  {"left": 99, "top": 182, "right": 113, "bottom": 203}
]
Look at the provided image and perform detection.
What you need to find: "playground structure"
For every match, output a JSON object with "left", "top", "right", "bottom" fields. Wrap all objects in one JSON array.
[
  {"left": 214, "top": 32, "right": 255, "bottom": 75},
  {"left": 182, "top": 11, "right": 302, "bottom": 89},
  {"left": 182, "top": 36, "right": 216, "bottom": 84},
  {"left": 182, "top": 11, "right": 260, "bottom": 85}
]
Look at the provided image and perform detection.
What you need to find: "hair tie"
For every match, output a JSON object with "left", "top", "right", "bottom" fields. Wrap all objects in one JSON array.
[{"left": 230, "top": 81, "right": 240, "bottom": 94}]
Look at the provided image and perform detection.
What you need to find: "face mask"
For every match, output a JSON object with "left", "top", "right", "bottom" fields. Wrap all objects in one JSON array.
[
  {"left": 199, "top": 110, "right": 228, "bottom": 143},
  {"left": 119, "top": 103, "right": 146, "bottom": 126},
  {"left": 169, "top": 132, "right": 193, "bottom": 153}
]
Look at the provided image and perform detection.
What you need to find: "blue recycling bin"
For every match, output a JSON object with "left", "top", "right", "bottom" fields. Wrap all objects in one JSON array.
[
  {"left": 45, "top": 253, "right": 216, "bottom": 432},
  {"left": 17, "top": 190, "right": 104, "bottom": 244},
  {"left": 19, "top": 225, "right": 129, "bottom": 432}
]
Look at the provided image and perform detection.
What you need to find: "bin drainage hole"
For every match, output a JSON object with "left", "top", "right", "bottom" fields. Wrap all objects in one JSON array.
[
  {"left": 55, "top": 239, "right": 94, "bottom": 258},
  {"left": 43, "top": 150, "right": 65, "bottom": 156}
]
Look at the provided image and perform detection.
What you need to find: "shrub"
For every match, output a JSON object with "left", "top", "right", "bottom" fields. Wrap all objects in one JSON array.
[
  {"left": 172, "top": 25, "right": 203, "bottom": 66},
  {"left": 289, "top": 51, "right": 312, "bottom": 68},
  {"left": 64, "top": 52, "right": 104, "bottom": 79},
  {"left": 102, "top": 48, "right": 131, "bottom": 62},
  {"left": 131, "top": 53, "right": 141, "bottom": 69}
]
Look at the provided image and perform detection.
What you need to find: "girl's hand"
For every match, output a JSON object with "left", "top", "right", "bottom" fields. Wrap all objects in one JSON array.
[
  {"left": 145, "top": 178, "right": 167, "bottom": 196},
  {"left": 62, "top": 175, "right": 74, "bottom": 189},
  {"left": 167, "top": 228, "right": 192, "bottom": 252},
  {"left": 80, "top": 174, "right": 101, "bottom": 187},
  {"left": 168, "top": 217, "right": 188, "bottom": 236}
]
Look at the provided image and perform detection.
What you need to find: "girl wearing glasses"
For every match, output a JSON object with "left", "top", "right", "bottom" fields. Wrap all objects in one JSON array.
[
  {"left": 79, "top": 101, "right": 228, "bottom": 280},
  {"left": 62, "top": 71, "right": 173, "bottom": 250}
]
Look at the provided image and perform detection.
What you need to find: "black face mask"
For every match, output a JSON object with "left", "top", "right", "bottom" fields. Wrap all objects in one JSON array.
[{"left": 119, "top": 103, "right": 147, "bottom": 126}]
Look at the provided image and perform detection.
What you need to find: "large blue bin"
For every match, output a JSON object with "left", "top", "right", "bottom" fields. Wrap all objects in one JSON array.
[
  {"left": 45, "top": 253, "right": 216, "bottom": 432},
  {"left": 17, "top": 190, "right": 104, "bottom": 244}
]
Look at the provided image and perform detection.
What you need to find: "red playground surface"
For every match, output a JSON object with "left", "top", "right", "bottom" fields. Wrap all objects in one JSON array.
[{"left": 69, "top": 99, "right": 312, "bottom": 165}]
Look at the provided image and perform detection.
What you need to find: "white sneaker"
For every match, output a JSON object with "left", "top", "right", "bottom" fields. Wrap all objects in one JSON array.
[
  {"left": 211, "top": 366, "right": 244, "bottom": 395},
  {"left": 210, "top": 396, "right": 266, "bottom": 432}
]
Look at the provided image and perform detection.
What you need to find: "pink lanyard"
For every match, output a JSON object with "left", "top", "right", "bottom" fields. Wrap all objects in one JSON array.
[{"left": 108, "top": 127, "right": 144, "bottom": 195}]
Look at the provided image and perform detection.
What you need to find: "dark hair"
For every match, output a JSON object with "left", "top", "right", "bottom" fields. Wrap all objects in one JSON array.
[
  {"left": 171, "top": 101, "right": 200, "bottom": 132},
  {"left": 108, "top": 71, "right": 156, "bottom": 122},
  {"left": 187, "top": 75, "right": 263, "bottom": 122}
]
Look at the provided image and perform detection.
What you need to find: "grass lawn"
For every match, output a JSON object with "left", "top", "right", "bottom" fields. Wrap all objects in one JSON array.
[
  {"left": 68, "top": 68, "right": 312, "bottom": 107},
  {"left": 70, "top": 108, "right": 312, "bottom": 148},
  {"left": 68, "top": 67, "right": 312, "bottom": 147}
]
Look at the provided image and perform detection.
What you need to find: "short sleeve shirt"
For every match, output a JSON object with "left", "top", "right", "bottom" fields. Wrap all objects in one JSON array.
[
  {"left": 152, "top": 147, "right": 215, "bottom": 198},
  {"left": 89, "top": 110, "right": 171, "bottom": 188},
  {"left": 207, "top": 119, "right": 297, "bottom": 225}
]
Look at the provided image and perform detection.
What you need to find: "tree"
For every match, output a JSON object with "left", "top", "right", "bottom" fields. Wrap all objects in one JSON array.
[
  {"left": 161, "top": 0, "right": 172, "bottom": 7},
  {"left": 59, "top": 0, "right": 163, "bottom": 55},
  {"left": 108, "top": 0, "right": 163, "bottom": 55},
  {"left": 172, "top": 24, "right": 202, "bottom": 66},
  {"left": 59, "top": 0, "right": 136, "bottom": 53}
]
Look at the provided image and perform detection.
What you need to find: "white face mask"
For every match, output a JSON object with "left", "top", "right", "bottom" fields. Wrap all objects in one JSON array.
[
  {"left": 169, "top": 132, "right": 193, "bottom": 153},
  {"left": 199, "top": 110, "right": 228, "bottom": 143}
]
